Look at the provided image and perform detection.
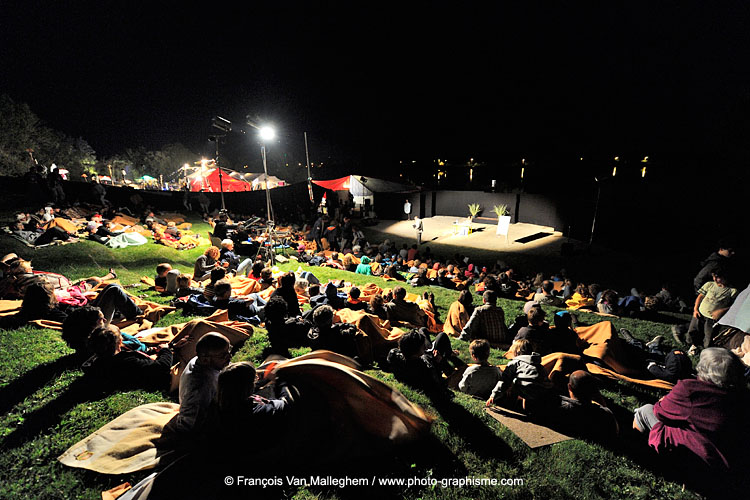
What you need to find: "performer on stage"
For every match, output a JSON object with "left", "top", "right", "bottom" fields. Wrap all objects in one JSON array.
[
  {"left": 404, "top": 199, "right": 412, "bottom": 220},
  {"left": 413, "top": 216, "right": 423, "bottom": 246}
]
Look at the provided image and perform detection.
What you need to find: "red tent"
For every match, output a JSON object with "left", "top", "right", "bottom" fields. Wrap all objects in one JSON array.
[
  {"left": 189, "top": 168, "right": 251, "bottom": 192},
  {"left": 312, "top": 176, "right": 350, "bottom": 191}
]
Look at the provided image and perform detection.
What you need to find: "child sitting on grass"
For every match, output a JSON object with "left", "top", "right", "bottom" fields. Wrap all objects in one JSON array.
[
  {"left": 487, "top": 339, "right": 553, "bottom": 412},
  {"left": 344, "top": 286, "right": 368, "bottom": 311},
  {"left": 203, "top": 267, "right": 227, "bottom": 301},
  {"left": 458, "top": 339, "right": 502, "bottom": 399},
  {"left": 175, "top": 274, "right": 203, "bottom": 298},
  {"left": 155, "top": 262, "right": 181, "bottom": 293}
]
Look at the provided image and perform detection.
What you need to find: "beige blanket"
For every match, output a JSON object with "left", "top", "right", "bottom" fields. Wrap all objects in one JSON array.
[{"left": 57, "top": 402, "right": 179, "bottom": 474}]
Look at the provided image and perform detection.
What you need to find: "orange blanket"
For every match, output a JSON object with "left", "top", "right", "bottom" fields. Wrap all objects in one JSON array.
[
  {"left": 335, "top": 308, "right": 404, "bottom": 361},
  {"left": 442, "top": 301, "right": 469, "bottom": 337}
]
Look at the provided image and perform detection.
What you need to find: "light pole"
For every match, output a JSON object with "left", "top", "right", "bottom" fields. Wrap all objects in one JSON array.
[{"left": 259, "top": 126, "right": 277, "bottom": 263}]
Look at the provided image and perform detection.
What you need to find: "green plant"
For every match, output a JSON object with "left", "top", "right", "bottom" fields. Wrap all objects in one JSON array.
[
  {"left": 468, "top": 203, "right": 481, "bottom": 218},
  {"left": 492, "top": 204, "right": 509, "bottom": 217}
]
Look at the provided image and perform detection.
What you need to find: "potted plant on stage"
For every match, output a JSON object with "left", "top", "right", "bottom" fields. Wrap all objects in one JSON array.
[
  {"left": 493, "top": 204, "right": 511, "bottom": 240},
  {"left": 468, "top": 203, "right": 481, "bottom": 222}
]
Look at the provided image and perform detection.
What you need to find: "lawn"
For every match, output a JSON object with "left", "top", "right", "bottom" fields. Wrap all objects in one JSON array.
[{"left": 0, "top": 216, "right": 724, "bottom": 499}]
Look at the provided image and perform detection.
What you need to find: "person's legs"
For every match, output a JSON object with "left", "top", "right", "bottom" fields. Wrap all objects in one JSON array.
[
  {"left": 34, "top": 226, "right": 70, "bottom": 246},
  {"left": 702, "top": 318, "right": 717, "bottom": 349},
  {"left": 92, "top": 284, "right": 141, "bottom": 322},
  {"left": 633, "top": 404, "right": 658, "bottom": 432},
  {"left": 236, "top": 258, "right": 253, "bottom": 276},
  {"left": 685, "top": 315, "right": 704, "bottom": 347}
]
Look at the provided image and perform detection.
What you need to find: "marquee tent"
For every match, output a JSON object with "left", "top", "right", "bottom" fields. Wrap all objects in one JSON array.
[
  {"left": 312, "top": 174, "right": 418, "bottom": 216},
  {"left": 188, "top": 168, "right": 252, "bottom": 192}
]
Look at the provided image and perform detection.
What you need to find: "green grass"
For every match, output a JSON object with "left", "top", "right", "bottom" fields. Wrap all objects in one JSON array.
[{"left": 0, "top": 217, "right": 723, "bottom": 499}]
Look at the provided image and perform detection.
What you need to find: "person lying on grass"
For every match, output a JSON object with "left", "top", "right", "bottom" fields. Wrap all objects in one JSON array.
[
  {"left": 82, "top": 323, "right": 173, "bottom": 392},
  {"left": 0, "top": 281, "right": 68, "bottom": 329}
]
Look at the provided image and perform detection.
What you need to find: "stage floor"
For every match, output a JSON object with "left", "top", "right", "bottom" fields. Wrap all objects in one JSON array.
[{"left": 365, "top": 216, "right": 565, "bottom": 257}]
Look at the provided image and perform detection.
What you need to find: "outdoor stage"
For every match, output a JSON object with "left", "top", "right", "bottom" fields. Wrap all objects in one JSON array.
[{"left": 365, "top": 216, "right": 565, "bottom": 257}]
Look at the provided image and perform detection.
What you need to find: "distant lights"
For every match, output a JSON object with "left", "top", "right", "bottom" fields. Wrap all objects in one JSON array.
[
  {"left": 614, "top": 156, "right": 619, "bottom": 161},
  {"left": 641, "top": 156, "right": 649, "bottom": 162},
  {"left": 612, "top": 166, "right": 617, "bottom": 177},
  {"left": 641, "top": 166, "right": 647, "bottom": 177}
]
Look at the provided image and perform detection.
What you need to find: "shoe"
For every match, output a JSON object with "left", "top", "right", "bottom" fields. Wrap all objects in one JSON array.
[
  {"left": 646, "top": 335, "right": 664, "bottom": 349},
  {"left": 619, "top": 328, "right": 635, "bottom": 343},
  {"left": 109, "top": 268, "right": 117, "bottom": 280},
  {"left": 671, "top": 325, "right": 683, "bottom": 345},
  {"left": 687, "top": 345, "right": 699, "bottom": 356}
]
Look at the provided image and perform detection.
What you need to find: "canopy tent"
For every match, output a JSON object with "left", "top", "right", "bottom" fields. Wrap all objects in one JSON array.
[
  {"left": 718, "top": 283, "right": 750, "bottom": 334},
  {"left": 312, "top": 174, "right": 417, "bottom": 216},
  {"left": 187, "top": 168, "right": 252, "bottom": 192},
  {"left": 250, "top": 173, "right": 285, "bottom": 190}
]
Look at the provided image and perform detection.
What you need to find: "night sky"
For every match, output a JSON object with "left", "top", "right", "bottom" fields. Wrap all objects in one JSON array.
[{"left": 2, "top": 1, "right": 750, "bottom": 179}]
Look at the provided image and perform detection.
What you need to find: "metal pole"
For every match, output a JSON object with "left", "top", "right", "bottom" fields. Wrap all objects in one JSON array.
[
  {"left": 261, "top": 145, "right": 274, "bottom": 222},
  {"left": 304, "top": 131, "right": 314, "bottom": 203},
  {"left": 589, "top": 178, "right": 601, "bottom": 246},
  {"left": 216, "top": 140, "right": 225, "bottom": 210}
]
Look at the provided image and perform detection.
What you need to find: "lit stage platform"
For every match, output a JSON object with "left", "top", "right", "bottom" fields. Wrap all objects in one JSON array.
[{"left": 363, "top": 216, "right": 565, "bottom": 257}]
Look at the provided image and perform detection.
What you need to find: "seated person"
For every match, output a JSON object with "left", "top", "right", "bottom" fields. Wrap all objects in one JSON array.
[
  {"left": 258, "top": 267, "right": 276, "bottom": 291},
  {"left": 244, "top": 261, "right": 265, "bottom": 280},
  {"left": 219, "top": 239, "right": 241, "bottom": 273},
  {"left": 270, "top": 272, "right": 302, "bottom": 317},
  {"left": 533, "top": 280, "right": 564, "bottom": 307},
  {"left": 264, "top": 296, "right": 312, "bottom": 355},
  {"left": 344, "top": 286, "right": 368, "bottom": 311},
  {"left": 367, "top": 293, "right": 388, "bottom": 320},
  {"left": 458, "top": 339, "right": 502, "bottom": 398},
  {"left": 175, "top": 273, "right": 203, "bottom": 298},
  {"left": 203, "top": 267, "right": 227, "bottom": 301},
  {"left": 385, "top": 286, "right": 427, "bottom": 327},
  {"left": 310, "top": 283, "right": 346, "bottom": 310},
  {"left": 551, "top": 370, "right": 619, "bottom": 442},
  {"left": 208, "top": 361, "right": 293, "bottom": 447},
  {"left": 307, "top": 305, "right": 361, "bottom": 360},
  {"left": 459, "top": 290, "right": 510, "bottom": 347},
  {"left": 514, "top": 306, "right": 549, "bottom": 354},
  {"left": 547, "top": 311, "right": 584, "bottom": 354},
  {"left": 193, "top": 246, "right": 220, "bottom": 282},
  {"left": 161, "top": 333, "right": 232, "bottom": 443},
  {"left": 443, "top": 289, "right": 474, "bottom": 336},
  {"left": 211, "top": 280, "right": 266, "bottom": 324},
  {"left": 83, "top": 324, "right": 173, "bottom": 391},
  {"left": 355, "top": 255, "right": 373, "bottom": 275},
  {"left": 633, "top": 348, "right": 749, "bottom": 471},
  {"left": 487, "top": 339, "right": 554, "bottom": 412},
  {"left": 387, "top": 329, "right": 451, "bottom": 399},
  {"left": 436, "top": 268, "right": 456, "bottom": 290},
  {"left": 0, "top": 281, "right": 68, "bottom": 329},
  {"left": 155, "top": 262, "right": 181, "bottom": 293},
  {"left": 385, "top": 263, "right": 406, "bottom": 281},
  {"left": 164, "top": 221, "right": 182, "bottom": 239}
]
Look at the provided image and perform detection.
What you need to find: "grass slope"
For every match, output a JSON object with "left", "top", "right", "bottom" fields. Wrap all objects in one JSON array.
[{"left": 0, "top": 218, "right": 713, "bottom": 499}]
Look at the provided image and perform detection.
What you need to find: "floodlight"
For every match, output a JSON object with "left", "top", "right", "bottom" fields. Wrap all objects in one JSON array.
[{"left": 259, "top": 126, "right": 275, "bottom": 141}]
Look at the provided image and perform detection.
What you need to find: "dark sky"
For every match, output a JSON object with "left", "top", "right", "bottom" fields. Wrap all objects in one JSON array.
[{"left": 2, "top": 1, "right": 750, "bottom": 177}]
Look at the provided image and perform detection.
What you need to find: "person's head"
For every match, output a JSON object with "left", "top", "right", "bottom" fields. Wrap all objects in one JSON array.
[
  {"left": 588, "top": 283, "right": 601, "bottom": 298},
  {"left": 399, "top": 329, "right": 427, "bottom": 359},
  {"left": 438, "top": 268, "right": 446, "bottom": 278},
  {"left": 205, "top": 246, "right": 220, "bottom": 260},
  {"left": 308, "top": 284, "right": 320, "bottom": 297},
  {"left": 214, "top": 280, "right": 232, "bottom": 300},
  {"left": 352, "top": 245, "right": 361, "bottom": 254},
  {"left": 10, "top": 259, "right": 32, "bottom": 275},
  {"left": 717, "top": 238, "right": 736, "bottom": 258},
  {"left": 251, "top": 261, "right": 264, "bottom": 277},
  {"left": 469, "top": 339, "right": 491, "bottom": 363},
  {"left": 312, "top": 304, "right": 335, "bottom": 329},
  {"left": 196, "top": 332, "right": 231, "bottom": 369},
  {"left": 369, "top": 293, "right": 384, "bottom": 309},
  {"left": 342, "top": 254, "right": 353, "bottom": 267},
  {"left": 21, "top": 281, "right": 57, "bottom": 315},
  {"left": 482, "top": 290, "right": 497, "bottom": 306},
  {"left": 514, "top": 339, "right": 533, "bottom": 356},
  {"left": 393, "top": 286, "right": 407, "bottom": 300},
  {"left": 542, "top": 280, "right": 554, "bottom": 294},
  {"left": 260, "top": 268, "right": 273, "bottom": 283},
  {"left": 601, "top": 289, "right": 617, "bottom": 304},
  {"left": 554, "top": 311, "right": 572, "bottom": 330},
  {"left": 712, "top": 267, "right": 731, "bottom": 287},
  {"left": 458, "top": 289, "right": 473, "bottom": 308},
  {"left": 349, "top": 287, "right": 361, "bottom": 300},
  {"left": 264, "top": 296, "right": 288, "bottom": 324},
  {"left": 88, "top": 324, "right": 122, "bottom": 358},
  {"left": 217, "top": 361, "right": 256, "bottom": 415},
  {"left": 62, "top": 306, "right": 105, "bottom": 351},
  {"left": 221, "top": 239, "right": 234, "bottom": 251},
  {"left": 156, "top": 263, "right": 172, "bottom": 277},
  {"left": 527, "top": 306, "right": 546, "bottom": 326},
  {"left": 279, "top": 272, "right": 296, "bottom": 289},
  {"left": 177, "top": 274, "right": 191, "bottom": 289},
  {"left": 567, "top": 370, "right": 600, "bottom": 403},
  {"left": 210, "top": 267, "right": 227, "bottom": 284},
  {"left": 696, "top": 347, "right": 745, "bottom": 391}
]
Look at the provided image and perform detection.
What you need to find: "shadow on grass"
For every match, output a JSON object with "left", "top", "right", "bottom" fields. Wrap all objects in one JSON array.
[{"left": 0, "top": 353, "right": 82, "bottom": 415}]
